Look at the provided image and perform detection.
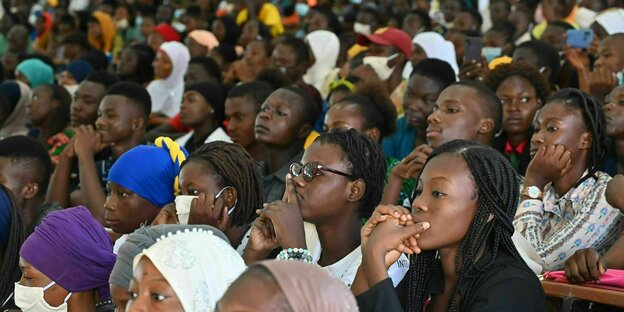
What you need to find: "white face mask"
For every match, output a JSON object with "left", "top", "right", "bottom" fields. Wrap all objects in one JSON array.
[
  {"left": 14, "top": 281, "right": 72, "bottom": 312},
  {"left": 363, "top": 53, "right": 399, "bottom": 81},
  {"left": 353, "top": 22, "right": 372, "bottom": 35},
  {"left": 115, "top": 18, "right": 129, "bottom": 30}
]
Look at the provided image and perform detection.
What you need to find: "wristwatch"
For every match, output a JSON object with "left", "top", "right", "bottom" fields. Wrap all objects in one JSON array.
[{"left": 521, "top": 186, "right": 543, "bottom": 199}]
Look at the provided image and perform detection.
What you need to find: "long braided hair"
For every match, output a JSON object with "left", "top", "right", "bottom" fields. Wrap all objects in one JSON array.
[
  {"left": 546, "top": 88, "right": 608, "bottom": 185},
  {"left": 316, "top": 129, "right": 386, "bottom": 219},
  {"left": 0, "top": 185, "right": 25, "bottom": 309},
  {"left": 406, "top": 140, "right": 521, "bottom": 311},
  {"left": 181, "top": 141, "right": 263, "bottom": 226}
]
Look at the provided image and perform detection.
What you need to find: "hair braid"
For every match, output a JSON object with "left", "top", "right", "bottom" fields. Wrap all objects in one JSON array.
[
  {"left": 317, "top": 129, "right": 386, "bottom": 218},
  {"left": 548, "top": 88, "right": 608, "bottom": 184},
  {"left": 0, "top": 186, "right": 25, "bottom": 309},
  {"left": 183, "top": 142, "right": 264, "bottom": 226},
  {"left": 406, "top": 140, "right": 522, "bottom": 311}
]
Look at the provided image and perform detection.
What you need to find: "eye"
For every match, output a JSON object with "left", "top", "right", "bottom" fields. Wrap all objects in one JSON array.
[
  {"left": 276, "top": 110, "right": 287, "bottom": 117},
  {"left": 446, "top": 107, "right": 459, "bottom": 113},
  {"left": 500, "top": 98, "right": 508, "bottom": 105},
  {"left": 118, "top": 191, "right": 129, "bottom": 198},
  {"left": 151, "top": 293, "right": 167, "bottom": 302},
  {"left": 188, "top": 189, "right": 200, "bottom": 196},
  {"left": 432, "top": 104, "right": 439, "bottom": 111},
  {"left": 260, "top": 104, "right": 270, "bottom": 112},
  {"left": 128, "top": 291, "right": 138, "bottom": 300},
  {"left": 432, "top": 190, "right": 446, "bottom": 198},
  {"left": 520, "top": 97, "right": 530, "bottom": 104},
  {"left": 546, "top": 126, "right": 558, "bottom": 132}
]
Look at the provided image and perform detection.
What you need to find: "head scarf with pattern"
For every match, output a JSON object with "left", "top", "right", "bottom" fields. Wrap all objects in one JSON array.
[
  {"left": 132, "top": 227, "right": 245, "bottom": 311},
  {"left": 109, "top": 225, "right": 229, "bottom": 289},
  {"left": 108, "top": 137, "right": 188, "bottom": 207}
]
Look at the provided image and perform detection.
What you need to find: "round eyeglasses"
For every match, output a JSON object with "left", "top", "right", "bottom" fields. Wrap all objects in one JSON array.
[{"left": 289, "top": 162, "right": 354, "bottom": 182}]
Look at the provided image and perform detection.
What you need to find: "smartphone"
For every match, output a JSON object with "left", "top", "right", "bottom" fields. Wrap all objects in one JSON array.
[
  {"left": 464, "top": 36, "right": 483, "bottom": 64},
  {"left": 566, "top": 29, "right": 594, "bottom": 49}
]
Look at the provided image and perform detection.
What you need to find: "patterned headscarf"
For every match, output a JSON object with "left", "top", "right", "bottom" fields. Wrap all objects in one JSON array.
[{"left": 133, "top": 227, "right": 245, "bottom": 311}]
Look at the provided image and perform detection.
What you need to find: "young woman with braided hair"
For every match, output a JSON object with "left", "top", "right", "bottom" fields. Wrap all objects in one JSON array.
[
  {"left": 514, "top": 88, "right": 623, "bottom": 272},
  {"left": 174, "top": 141, "right": 264, "bottom": 251},
  {"left": 0, "top": 185, "right": 25, "bottom": 310},
  {"left": 352, "top": 140, "right": 546, "bottom": 311},
  {"left": 244, "top": 129, "right": 409, "bottom": 287}
]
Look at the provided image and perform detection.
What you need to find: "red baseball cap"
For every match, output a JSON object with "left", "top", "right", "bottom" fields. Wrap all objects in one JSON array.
[
  {"left": 356, "top": 27, "right": 413, "bottom": 58},
  {"left": 154, "top": 23, "right": 181, "bottom": 42}
]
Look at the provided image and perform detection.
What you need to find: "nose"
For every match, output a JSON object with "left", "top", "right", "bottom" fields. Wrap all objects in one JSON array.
[
  {"left": 507, "top": 100, "right": 520, "bottom": 112},
  {"left": 258, "top": 110, "right": 271, "bottom": 120},
  {"left": 427, "top": 109, "right": 440, "bottom": 125},
  {"left": 95, "top": 117, "right": 105, "bottom": 130},
  {"left": 126, "top": 295, "right": 148, "bottom": 312},
  {"left": 594, "top": 56, "right": 604, "bottom": 69},
  {"left": 292, "top": 172, "right": 307, "bottom": 187},
  {"left": 104, "top": 194, "right": 116, "bottom": 212},
  {"left": 530, "top": 129, "right": 544, "bottom": 146},
  {"left": 603, "top": 102, "right": 613, "bottom": 112},
  {"left": 411, "top": 194, "right": 428, "bottom": 214}
]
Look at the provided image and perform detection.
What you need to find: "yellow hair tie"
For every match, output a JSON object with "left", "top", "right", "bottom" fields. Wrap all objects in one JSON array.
[
  {"left": 155, "top": 136, "right": 187, "bottom": 195},
  {"left": 329, "top": 78, "right": 356, "bottom": 93}
]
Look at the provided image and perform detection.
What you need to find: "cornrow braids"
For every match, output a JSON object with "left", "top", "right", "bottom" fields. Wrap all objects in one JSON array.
[
  {"left": 406, "top": 140, "right": 522, "bottom": 312},
  {"left": 182, "top": 142, "right": 264, "bottom": 226},
  {"left": 0, "top": 185, "right": 25, "bottom": 309},
  {"left": 316, "top": 129, "right": 386, "bottom": 218},
  {"left": 547, "top": 88, "right": 608, "bottom": 184}
]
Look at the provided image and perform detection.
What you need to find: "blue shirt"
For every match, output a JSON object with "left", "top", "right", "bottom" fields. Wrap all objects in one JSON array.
[{"left": 381, "top": 116, "right": 418, "bottom": 160}]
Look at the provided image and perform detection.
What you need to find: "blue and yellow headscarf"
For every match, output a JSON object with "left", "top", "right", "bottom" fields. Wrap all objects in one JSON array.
[{"left": 107, "top": 137, "right": 188, "bottom": 208}]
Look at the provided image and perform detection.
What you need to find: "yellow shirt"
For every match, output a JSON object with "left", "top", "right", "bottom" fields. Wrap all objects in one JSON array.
[{"left": 236, "top": 3, "right": 284, "bottom": 37}]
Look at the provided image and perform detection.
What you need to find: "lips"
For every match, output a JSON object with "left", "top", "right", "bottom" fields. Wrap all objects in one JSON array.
[
  {"left": 505, "top": 116, "right": 523, "bottom": 124},
  {"left": 105, "top": 218, "right": 121, "bottom": 227},
  {"left": 255, "top": 124, "right": 270, "bottom": 133},
  {"left": 426, "top": 126, "right": 441, "bottom": 138}
]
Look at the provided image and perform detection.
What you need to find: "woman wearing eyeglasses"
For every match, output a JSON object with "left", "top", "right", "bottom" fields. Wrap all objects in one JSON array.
[{"left": 243, "top": 129, "right": 410, "bottom": 287}]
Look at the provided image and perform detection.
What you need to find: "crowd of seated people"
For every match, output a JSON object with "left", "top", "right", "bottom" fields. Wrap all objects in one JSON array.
[{"left": 1, "top": 0, "right": 624, "bottom": 311}]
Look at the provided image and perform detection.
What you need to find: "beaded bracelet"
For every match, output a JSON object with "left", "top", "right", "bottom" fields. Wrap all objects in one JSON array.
[{"left": 276, "top": 247, "right": 313, "bottom": 263}]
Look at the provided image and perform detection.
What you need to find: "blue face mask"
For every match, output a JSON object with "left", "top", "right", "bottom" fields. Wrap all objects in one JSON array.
[{"left": 482, "top": 47, "right": 503, "bottom": 63}]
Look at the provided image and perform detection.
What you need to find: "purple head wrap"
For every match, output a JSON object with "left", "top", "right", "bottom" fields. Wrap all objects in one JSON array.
[{"left": 19, "top": 206, "right": 116, "bottom": 300}]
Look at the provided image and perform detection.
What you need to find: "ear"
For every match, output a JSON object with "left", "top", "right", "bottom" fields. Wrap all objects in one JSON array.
[
  {"left": 365, "top": 127, "right": 381, "bottom": 143},
  {"left": 224, "top": 187, "right": 238, "bottom": 210},
  {"left": 22, "top": 183, "right": 40, "bottom": 200},
  {"left": 133, "top": 116, "right": 146, "bottom": 131},
  {"left": 477, "top": 118, "right": 495, "bottom": 135},
  {"left": 579, "top": 132, "right": 592, "bottom": 150},
  {"left": 50, "top": 99, "right": 60, "bottom": 109},
  {"left": 297, "top": 123, "right": 313, "bottom": 140},
  {"left": 346, "top": 179, "right": 366, "bottom": 203},
  {"left": 536, "top": 98, "right": 543, "bottom": 108},
  {"left": 539, "top": 67, "right": 551, "bottom": 83}
]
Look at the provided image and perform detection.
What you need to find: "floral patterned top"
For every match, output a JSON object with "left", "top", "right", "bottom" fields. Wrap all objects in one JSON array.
[{"left": 513, "top": 171, "right": 623, "bottom": 271}]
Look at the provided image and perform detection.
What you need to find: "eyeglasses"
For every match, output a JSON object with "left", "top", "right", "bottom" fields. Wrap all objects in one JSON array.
[{"left": 289, "top": 162, "right": 354, "bottom": 182}]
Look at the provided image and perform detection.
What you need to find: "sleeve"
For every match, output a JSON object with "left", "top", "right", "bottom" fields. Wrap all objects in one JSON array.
[
  {"left": 513, "top": 181, "right": 623, "bottom": 271},
  {"left": 381, "top": 135, "right": 399, "bottom": 160},
  {"left": 356, "top": 278, "right": 403, "bottom": 312},
  {"left": 463, "top": 265, "right": 546, "bottom": 312}
]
